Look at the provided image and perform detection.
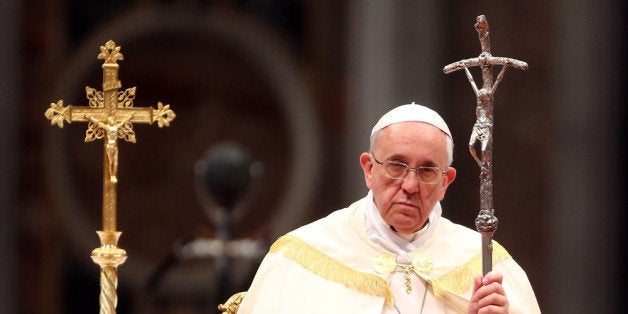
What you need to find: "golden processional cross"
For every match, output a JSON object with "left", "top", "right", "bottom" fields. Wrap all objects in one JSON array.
[
  {"left": 443, "top": 16, "right": 527, "bottom": 276},
  {"left": 45, "top": 40, "right": 175, "bottom": 313}
]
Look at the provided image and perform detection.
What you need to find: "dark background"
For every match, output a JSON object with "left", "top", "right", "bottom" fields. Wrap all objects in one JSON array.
[{"left": 0, "top": 0, "right": 625, "bottom": 313}]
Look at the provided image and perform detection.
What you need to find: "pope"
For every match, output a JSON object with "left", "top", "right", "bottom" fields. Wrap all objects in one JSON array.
[{"left": 236, "top": 103, "right": 540, "bottom": 313}]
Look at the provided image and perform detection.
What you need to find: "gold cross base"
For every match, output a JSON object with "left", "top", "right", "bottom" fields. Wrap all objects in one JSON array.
[
  {"left": 91, "top": 231, "right": 127, "bottom": 266},
  {"left": 90, "top": 231, "right": 127, "bottom": 314}
]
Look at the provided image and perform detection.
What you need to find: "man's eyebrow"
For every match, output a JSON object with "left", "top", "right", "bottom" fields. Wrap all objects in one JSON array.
[
  {"left": 385, "top": 153, "right": 438, "bottom": 167},
  {"left": 384, "top": 153, "right": 406, "bottom": 162}
]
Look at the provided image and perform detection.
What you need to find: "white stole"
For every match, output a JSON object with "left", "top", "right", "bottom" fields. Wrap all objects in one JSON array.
[{"left": 364, "top": 190, "right": 443, "bottom": 313}]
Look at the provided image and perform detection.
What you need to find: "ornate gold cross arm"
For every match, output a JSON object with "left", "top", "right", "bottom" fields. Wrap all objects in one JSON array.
[{"left": 45, "top": 100, "right": 175, "bottom": 128}]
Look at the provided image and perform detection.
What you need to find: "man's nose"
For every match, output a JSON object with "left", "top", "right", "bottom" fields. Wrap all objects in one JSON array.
[{"left": 401, "top": 170, "right": 420, "bottom": 193}]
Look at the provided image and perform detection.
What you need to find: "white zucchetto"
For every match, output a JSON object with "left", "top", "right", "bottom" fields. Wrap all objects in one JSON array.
[{"left": 370, "top": 103, "right": 452, "bottom": 139}]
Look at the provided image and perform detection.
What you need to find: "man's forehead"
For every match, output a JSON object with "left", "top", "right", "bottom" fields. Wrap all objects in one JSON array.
[
  {"left": 376, "top": 122, "right": 449, "bottom": 160},
  {"left": 379, "top": 121, "right": 449, "bottom": 139}
]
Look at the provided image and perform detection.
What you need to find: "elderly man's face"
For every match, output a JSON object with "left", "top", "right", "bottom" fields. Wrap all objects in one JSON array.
[{"left": 360, "top": 122, "right": 456, "bottom": 234}]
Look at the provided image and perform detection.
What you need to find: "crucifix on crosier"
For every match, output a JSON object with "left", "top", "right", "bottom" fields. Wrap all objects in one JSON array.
[{"left": 443, "top": 15, "right": 528, "bottom": 275}]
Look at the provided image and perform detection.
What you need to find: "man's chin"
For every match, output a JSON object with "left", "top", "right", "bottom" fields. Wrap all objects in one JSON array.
[{"left": 390, "top": 220, "right": 420, "bottom": 234}]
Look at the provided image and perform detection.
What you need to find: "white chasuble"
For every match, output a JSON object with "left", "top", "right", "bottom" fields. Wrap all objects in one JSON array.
[{"left": 237, "top": 194, "right": 540, "bottom": 314}]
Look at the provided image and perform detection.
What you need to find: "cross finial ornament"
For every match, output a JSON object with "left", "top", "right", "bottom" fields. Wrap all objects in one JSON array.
[
  {"left": 443, "top": 16, "right": 527, "bottom": 276},
  {"left": 45, "top": 40, "right": 175, "bottom": 313}
]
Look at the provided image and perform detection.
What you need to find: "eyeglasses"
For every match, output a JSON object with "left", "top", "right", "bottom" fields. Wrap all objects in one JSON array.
[{"left": 371, "top": 153, "right": 447, "bottom": 184}]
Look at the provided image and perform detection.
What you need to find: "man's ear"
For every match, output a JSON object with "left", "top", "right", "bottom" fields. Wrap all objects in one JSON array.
[
  {"left": 359, "top": 152, "right": 374, "bottom": 188},
  {"left": 438, "top": 167, "right": 457, "bottom": 200},
  {"left": 445, "top": 167, "right": 457, "bottom": 184}
]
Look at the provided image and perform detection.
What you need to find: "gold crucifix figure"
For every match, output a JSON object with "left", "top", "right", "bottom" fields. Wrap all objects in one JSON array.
[
  {"left": 45, "top": 40, "right": 175, "bottom": 313},
  {"left": 85, "top": 113, "right": 135, "bottom": 184}
]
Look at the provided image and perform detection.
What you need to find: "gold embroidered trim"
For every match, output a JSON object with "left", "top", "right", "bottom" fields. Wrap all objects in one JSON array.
[
  {"left": 270, "top": 235, "right": 395, "bottom": 307},
  {"left": 430, "top": 241, "right": 511, "bottom": 297}
]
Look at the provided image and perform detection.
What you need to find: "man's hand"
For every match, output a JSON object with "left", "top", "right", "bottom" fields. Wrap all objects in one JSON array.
[{"left": 466, "top": 271, "right": 509, "bottom": 314}]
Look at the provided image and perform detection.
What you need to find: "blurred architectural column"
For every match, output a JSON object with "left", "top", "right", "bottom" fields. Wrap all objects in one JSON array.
[
  {"left": 343, "top": 1, "right": 443, "bottom": 201},
  {"left": 0, "top": 1, "right": 20, "bottom": 313},
  {"left": 549, "top": 1, "right": 622, "bottom": 313}
]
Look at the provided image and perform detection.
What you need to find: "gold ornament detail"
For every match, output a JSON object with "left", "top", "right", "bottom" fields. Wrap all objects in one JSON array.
[
  {"left": 411, "top": 253, "right": 433, "bottom": 274},
  {"left": 373, "top": 253, "right": 433, "bottom": 294},
  {"left": 98, "top": 40, "right": 124, "bottom": 64},
  {"left": 218, "top": 292, "right": 247, "bottom": 314},
  {"left": 397, "top": 264, "right": 414, "bottom": 294},
  {"left": 372, "top": 254, "right": 396, "bottom": 275}
]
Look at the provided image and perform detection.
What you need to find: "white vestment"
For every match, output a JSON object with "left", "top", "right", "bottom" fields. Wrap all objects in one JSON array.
[{"left": 237, "top": 193, "right": 540, "bottom": 313}]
